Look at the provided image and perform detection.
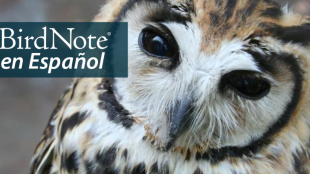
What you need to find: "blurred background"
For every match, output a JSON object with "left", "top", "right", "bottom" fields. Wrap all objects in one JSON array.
[
  {"left": 0, "top": 0, "right": 309, "bottom": 174},
  {"left": 0, "top": 0, "right": 104, "bottom": 173}
]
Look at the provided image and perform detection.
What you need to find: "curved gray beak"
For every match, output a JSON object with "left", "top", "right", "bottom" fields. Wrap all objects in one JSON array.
[{"left": 166, "top": 99, "right": 193, "bottom": 150}]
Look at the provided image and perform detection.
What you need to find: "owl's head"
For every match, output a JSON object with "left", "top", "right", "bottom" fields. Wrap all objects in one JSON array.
[{"left": 95, "top": 0, "right": 310, "bottom": 154}]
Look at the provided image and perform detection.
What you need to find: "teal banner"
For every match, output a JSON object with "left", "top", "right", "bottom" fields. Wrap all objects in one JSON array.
[{"left": 0, "top": 22, "right": 128, "bottom": 77}]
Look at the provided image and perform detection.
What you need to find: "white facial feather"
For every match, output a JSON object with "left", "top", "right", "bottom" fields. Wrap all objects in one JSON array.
[{"left": 115, "top": 14, "right": 295, "bottom": 149}]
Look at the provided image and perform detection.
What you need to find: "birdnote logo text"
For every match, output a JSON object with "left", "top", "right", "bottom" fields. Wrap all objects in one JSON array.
[
  {"left": 0, "top": 22, "right": 128, "bottom": 77},
  {"left": 0, "top": 27, "right": 108, "bottom": 74}
]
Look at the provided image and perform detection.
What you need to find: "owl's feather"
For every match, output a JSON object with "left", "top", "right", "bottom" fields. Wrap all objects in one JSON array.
[{"left": 30, "top": 0, "right": 310, "bottom": 174}]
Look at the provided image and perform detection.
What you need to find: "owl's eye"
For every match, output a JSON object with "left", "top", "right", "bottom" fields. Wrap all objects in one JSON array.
[
  {"left": 220, "top": 71, "right": 271, "bottom": 100},
  {"left": 139, "top": 26, "right": 178, "bottom": 59}
]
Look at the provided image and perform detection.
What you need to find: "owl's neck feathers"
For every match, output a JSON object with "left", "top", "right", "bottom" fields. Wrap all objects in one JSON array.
[{"left": 98, "top": 78, "right": 135, "bottom": 128}]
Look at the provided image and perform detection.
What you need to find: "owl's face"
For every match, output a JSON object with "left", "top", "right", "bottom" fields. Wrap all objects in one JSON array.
[{"left": 111, "top": 0, "right": 309, "bottom": 152}]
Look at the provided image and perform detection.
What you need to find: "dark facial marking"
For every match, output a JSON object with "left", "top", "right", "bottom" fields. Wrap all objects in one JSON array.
[
  {"left": 238, "top": 0, "right": 260, "bottom": 21},
  {"left": 98, "top": 79, "right": 134, "bottom": 128},
  {"left": 210, "top": 0, "right": 250, "bottom": 34},
  {"left": 245, "top": 50, "right": 276, "bottom": 73},
  {"left": 293, "top": 149, "right": 309, "bottom": 174},
  {"left": 259, "top": 53, "right": 303, "bottom": 144},
  {"left": 150, "top": 163, "right": 158, "bottom": 174},
  {"left": 95, "top": 146, "right": 119, "bottom": 174},
  {"left": 122, "top": 149, "right": 128, "bottom": 160},
  {"left": 60, "top": 112, "right": 87, "bottom": 140},
  {"left": 62, "top": 152, "right": 79, "bottom": 173},
  {"left": 70, "top": 80, "right": 79, "bottom": 100},
  {"left": 185, "top": 149, "right": 191, "bottom": 161},
  {"left": 196, "top": 146, "right": 254, "bottom": 163},
  {"left": 223, "top": 0, "right": 238, "bottom": 20},
  {"left": 260, "top": 7, "right": 283, "bottom": 19},
  {"left": 210, "top": 11, "right": 221, "bottom": 27},
  {"left": 194, "top": 168, "right": 203, "bottom": 174},
  {"left": 246, "top": 51, "right": 303, "bottom": 147},
  {"left": 85, "top": 161, "right": 93, "bottom": 174},
  {"left": 263, "top": 23, "right": 310, "bottom": 45},
  {"left": 246, "top": 51, "right": 303, "bottom": 143},
  {"left": 96, "top": 147, "right": 117, "bottom": 167},
  {"left": 170, "top": 1, "right": 194, "bottom": 13},
  {"left": 244, "top": 0, "right": 260, "bottom": 16},
  {"left": 131, "top": 163, "right": 146, "bottom": 174},
  {"left": 146, "top": 6, "right": 191, "bottom": 25},
  {"left": 93, "top": 167, "right": 119, "bottom": 174},
  {"left": 155, "top": 163, "right": 170, "bottom": 174}
]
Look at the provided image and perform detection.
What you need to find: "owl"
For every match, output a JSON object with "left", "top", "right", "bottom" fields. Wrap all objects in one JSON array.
[{"left": 30, "top": 0, "right": 310, "bottom": 174}]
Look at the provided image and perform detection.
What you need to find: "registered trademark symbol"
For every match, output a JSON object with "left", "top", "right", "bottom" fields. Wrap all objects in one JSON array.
[{"left": 107, "top": 32, "right": 111, "bottom": 36}]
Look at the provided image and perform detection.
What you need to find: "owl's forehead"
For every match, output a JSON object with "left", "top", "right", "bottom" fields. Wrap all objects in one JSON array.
[
  {"left": 172, "top": 0, "right": 280, "bottom": 50},
  {"left": 166, "top": 0, "right": 279, "bottom": 23},
  {"left": 117, "top": 0, "right": 282, "bottom": 52}
]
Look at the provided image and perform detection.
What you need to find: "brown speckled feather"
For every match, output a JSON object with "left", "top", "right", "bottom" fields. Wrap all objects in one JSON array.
[
  {"left": 30, "top": 79, "right": 77, "bottom": 174},
  {"left": 30, "top": 0, "right": 310, "bottom": 174}
]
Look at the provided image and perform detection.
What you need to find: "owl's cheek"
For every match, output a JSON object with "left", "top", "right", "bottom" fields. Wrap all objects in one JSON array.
[{"left": 143, "top": 118, "right": 171, "bottom": 151}]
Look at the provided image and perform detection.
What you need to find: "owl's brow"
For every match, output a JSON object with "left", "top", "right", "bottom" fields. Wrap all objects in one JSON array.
[
  {"left": 115, "top": 0, "right": 191, "bottom": 25},
  {"left": 145, "top": 7, "right": 191, "bottom": 26},
  {"left": 261, "top": 22, "right": 310, "bottom": 46}
]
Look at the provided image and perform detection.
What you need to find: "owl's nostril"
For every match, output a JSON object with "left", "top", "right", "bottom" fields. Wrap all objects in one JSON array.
[{"left": 166, "top": 99, "right": 194, "bottom": 150}]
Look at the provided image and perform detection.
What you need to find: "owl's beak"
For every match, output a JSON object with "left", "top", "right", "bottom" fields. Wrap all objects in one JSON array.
[{"left": 166, "top": 99, "right": 193, "bottom": 150}]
